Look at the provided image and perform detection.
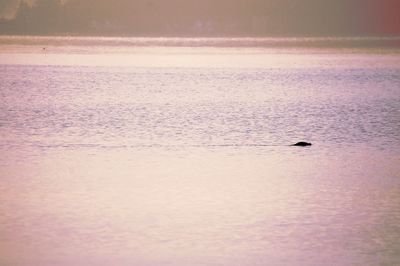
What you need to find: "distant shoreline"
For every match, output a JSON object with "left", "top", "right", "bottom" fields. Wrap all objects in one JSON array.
[{"left": 1, "top": 35, "right": 400, "bottom": 49}]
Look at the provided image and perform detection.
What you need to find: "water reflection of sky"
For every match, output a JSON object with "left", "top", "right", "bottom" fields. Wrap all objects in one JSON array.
[{"left": 0, "top": 37, "right": 400, "bottom": 266}]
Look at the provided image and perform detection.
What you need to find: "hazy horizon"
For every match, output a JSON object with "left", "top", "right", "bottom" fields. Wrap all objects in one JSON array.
[{"left": 1, "top": 0, "right": 400, "bottom": 37}]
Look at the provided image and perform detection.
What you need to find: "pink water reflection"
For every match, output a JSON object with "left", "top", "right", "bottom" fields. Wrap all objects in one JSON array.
[{"left": 1, "top": 146, "right": 399, "bottom": 265}]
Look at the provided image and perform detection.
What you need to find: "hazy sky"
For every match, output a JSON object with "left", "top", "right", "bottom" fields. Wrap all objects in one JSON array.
[{"left": 0, "top": 0, "right": 399, "bottom": 36}]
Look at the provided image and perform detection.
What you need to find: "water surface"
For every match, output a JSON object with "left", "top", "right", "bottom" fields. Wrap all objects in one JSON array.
[{"left": 1, "top": 37, "right": 400, "bottom": 266}]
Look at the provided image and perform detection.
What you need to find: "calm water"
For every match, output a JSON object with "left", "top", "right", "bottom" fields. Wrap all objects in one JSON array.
[{"left": 1, "top": 37, "right": 400, "bottom": 266}]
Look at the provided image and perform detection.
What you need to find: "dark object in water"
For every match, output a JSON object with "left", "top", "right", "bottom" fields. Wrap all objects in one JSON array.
[{"left": 292, "top": 142, "right": 312, "bottom": 146}]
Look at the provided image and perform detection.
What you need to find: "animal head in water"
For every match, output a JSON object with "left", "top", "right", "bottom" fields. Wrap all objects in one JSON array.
[{"left": 292, "top": 142, "right": 312, "bottom": 146}]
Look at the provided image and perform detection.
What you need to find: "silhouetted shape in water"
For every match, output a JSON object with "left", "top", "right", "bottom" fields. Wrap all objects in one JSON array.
[{"left": 292, "top": 142, "right": 312, "bottom": 146}]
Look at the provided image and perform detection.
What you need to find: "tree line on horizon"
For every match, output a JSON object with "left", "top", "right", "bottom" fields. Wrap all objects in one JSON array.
[{"left": 0, "top": 0, "right": 399, "bottom": 36}]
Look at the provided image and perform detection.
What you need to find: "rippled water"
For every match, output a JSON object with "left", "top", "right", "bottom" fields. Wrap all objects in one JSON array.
[{"left": 1, "top": 37, "right": 400, "bottom": 266}]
